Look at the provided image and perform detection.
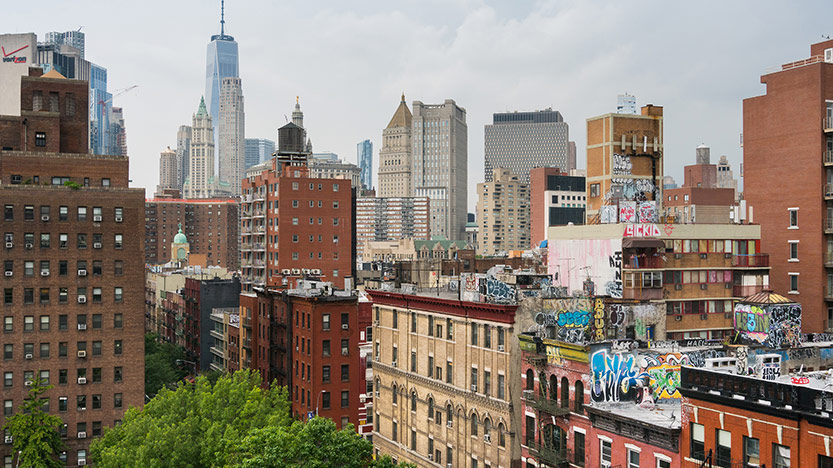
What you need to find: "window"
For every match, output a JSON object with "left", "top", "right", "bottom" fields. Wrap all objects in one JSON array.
[
  {"left": 114, "top": 393, "right": 123, "bottom": 408},
  {"left": 590, "top": 183, "right": 600, "bottom": 197},
  {"left": 322, "top": 366, "right": 330, "bottom": 383},
  {"left": 484, "top": 371, "right": 491, "bottom": 396},
  {"left": 789, "top": 273, "right": 799, "bottom": 293},
  {"left": 92, "top": 288, "right": 102, "bottom": 303},
  {"left": 498, "top": 374, "right": 505, "bottom": 399},
  {"left": 114, "top": 314, "right": 123, "bottom": 328},
  {"left": 341, "top": 364, "right": 349, "bottom": 381},
  {"left": 114, "top": 367, "right": 123, "bottom": 382},
  {"left": 341, "top": 391, "right": 349, "bottom": 407},
  {"left": 789, "top": 209, "right": 798, "bottom": 228},
  {"left": 77, "top": 233, "right": 87, "bottom": 249},
  {"left": 716, "top": 429, "right": 731, "bottom": 467},
  {"left": 600, "top": 438, "right": 612, "bottom": 466},
  {"left": 39, "top": 316, "right": 49, "bottom": 331},
  {"left": 114, "top": 234, "right": 123, "bottom": 249},
  {"left": 114, "top": 340, "right": 123, "bottom": 355},
  {"left": 483, "top": 324, "right": 491, "bottom": 348},
  {"left": 40, "top": 233, "right": 50, "bottom": 248},
  {"left": 322, "top": 314, "right": 330, "bottom": 331},
  {"left": 628, "top": 449, "right": 640, "bottom": 468},
  {"left": 447, "top": 361, "right": 453, "bottom": 385},
  {"left": 471, "top": 367, "right": 478, "bottom": 392},
  {"left": 471, "top": 413, "right": 478, "bottom": 435},
  {"left": 35, "top": 132, "right": 46, "bottom": 147},
  {"left": 574, "top": 431, "right": 585, "bottom": 467},
  {"left": 58, "top": 206, "right": 68, "bottom": 221},
  {"left": 789, "top": 241, "right": 798, "bottom": 261},
  {"left": 773, "top": 444, "right": 790, "bottom": 468},
  {"left": 744, "top": 436, "right": 760, "bottom": 467},
  {"left": 655, "top": 456, "right": 671, "bottom": 468},
  {"left": 471, "top": 323, "right": 479, "bottom": 346},
  {"left": 114, "top": 287, "right": 123, "bottom": 302}
]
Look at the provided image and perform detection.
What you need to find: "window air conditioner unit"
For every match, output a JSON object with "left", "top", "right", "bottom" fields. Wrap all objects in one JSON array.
[
  {"left": 484, "top": 434, "right": 491, "bottom": 443},
  {"left": 342, "top": 324, "right": 349, "bottom": 330},
  {"left": 700, "top": 253, "right": 708, "bottom": 259},
  {"left": 41, "top": 271, "right": 49, "bottom": 277},
  {"left": 93, "top": 215, "right": 102, "bottom": 222},
  {"left": 675, "top": 284, "right": 683, "bottom": 290},
  {"left": 24, "top": 353, "right": 32, "bottom": 360},
  {"left": 447, "top": 464, "right": 453, "bottom": 468},
  {"left": 77, "top": 296, "right": 87, "bottom": 303},
  {"left": 4, "top": 242, "right": 11, "bottom": 249},
  {"left": 700, "top": 284, "right": 708, "bottom": 290},
  {"left": 77, "top": 432, "right": 87, "bottom": 439},
  {"left": 78, "top": 460, "right": 87, "bottom": 466},
  {"left": 24, "top": 243, "right": 33, "bottom": 249},
  {"left": 41, "top": 215, "right": 49, "bottom": 222},
  {"left": 391, "top": 360, "right": 397, "bottom": 367},
  {"left": 77, "top": 377, "right": 87, "bottom": 384},
  {"left": 471, "top": 384, "right": 477, "bottom": 392},
  {"left": 700, "top": 313, "right": 708, "bottom": 321},
  {"left": 115, "top": 216, "right": 123, "bottom": 223},
  {"left": 674, "top": 253, "right": 682, "bottom": 259},
  {"left": 498, "top": 345, "right": 505, "bottom": 352},
  {"left": 724, "top": 253, "right": 732, "bottom": 259},
  {"left": 93, "top": 242, "right": 102, "bottom": 249},
  {"left": 78, "top": 324, "right": 87, "bottom": 331},
  {"left": 291, "top": 269, "right": 301, "bottom": 275},
  {"left": 4, "top": 271, "right": 11, "bottom": 277},
  {"left": 674, "top": 315, "right": 682, "bottom": 322},
  {"left": 302, "top": 269, "right": 310, "bottom": 274},
  {"left": 78, "top": 269, "right": 87, "bottom": 276},
  {"left": 77, "top": 350, "right": 87, "bottom": 358},
  {"left": 725, "top": 313, "right": 733, "bottom": 319},
  {"left": 312, "top": 269, "right": 321, "bottom": 274},
  {"left": 281, "top": 269, "right": 291, "bottom": 275},
  {"left": 3, "top": 436, "right": 11, "bottom": 444},
  {"left": 447, "top": 421, "right": 453, "bottom": 428},
  {"left": 373, "top": 320, "right": 380, "bottom": 326},
  {"left": 428, "top": 454, "right": 433, "bottom": 461}
]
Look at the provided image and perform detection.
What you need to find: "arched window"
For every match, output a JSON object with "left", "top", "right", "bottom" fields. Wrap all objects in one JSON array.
[
  {"left": 484, "top": 418, "right": 492, "bottom": 438},
  {"left": 561, "top": 377, "right": 569, "bottom": 408},
  {"left": 375, "top": 378, "right": 380, "bottom": 395},
  {"left": 538, "top": 371, "right": 547, "bottom": 397},
  {"left": 471, "top": 413, "right": 479, "bottom": 436},
  {"left": 498, "top": 423, "right": 506, "bottom": 447},
  {"left": 411, "top": 391, "right": 417, "bottom": 412},
  {"left": 525, "top": 369, "right": 534, "bottom": 391},
  {"left": 549, "top": 374, "right": 558, "bottom": 402},
  {"left": 392, "top": 384, "right": 398, "bottom": 405},
  {"left": 575, "top": 380, "right": 584, "bottom": 413},
  {"left": 428, "top": 397, "right": 434, "bottom": 420},
  {"left": 447, "top": 404, "right": 453, "bottom": 427}
]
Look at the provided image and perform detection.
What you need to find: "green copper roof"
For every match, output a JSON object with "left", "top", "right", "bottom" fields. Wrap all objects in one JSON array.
[
  {"left": 196, "top": 96, "right": 208, "bottom": 117},
  {"left": 173, "top": 223, "right": 188, "bottom": 244}
]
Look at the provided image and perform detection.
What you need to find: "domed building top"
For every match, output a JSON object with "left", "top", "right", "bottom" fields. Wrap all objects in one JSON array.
[{"left": 173, "top": 224, "right": 188, "bottom": 244}]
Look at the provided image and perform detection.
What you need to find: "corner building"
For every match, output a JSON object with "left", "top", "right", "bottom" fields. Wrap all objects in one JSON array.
[
  {"left": 0, "top": 68, "right": 144, "bottom": 465},
  {"left": 369, "top": 289, "right": 521, "bottom": 468}
]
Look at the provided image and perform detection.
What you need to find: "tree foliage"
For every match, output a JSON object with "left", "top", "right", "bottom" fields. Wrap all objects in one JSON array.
[
  {"left": 3, "top": 377, "right": 64, "bottom": 468},
  {"left": 92, "top": 370, "right": 414, "bottom": 468},
  {"left": 144, "top": 333, "right": 188, "bottom": 397}
]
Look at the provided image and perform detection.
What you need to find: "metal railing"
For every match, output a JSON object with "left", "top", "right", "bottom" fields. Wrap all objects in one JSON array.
[
  {"left": 731, "top": 254, "right": 769, "bottom": 267},
  {"left": 522, "top": 390, "right": 570, "bottom": 416},
  {"left": 527, "top": 440, "right": 570, "bottom": 466},
  {"left": 825, "top": 116, "right": 833, "bottom": 132},
  {"left": 825, "top": 150, "right": 833, "bottom": 165}
]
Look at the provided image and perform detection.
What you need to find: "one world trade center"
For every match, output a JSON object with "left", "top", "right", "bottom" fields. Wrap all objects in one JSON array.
[{"left": 205, "top": 0, "right": 239, "bottom": 154}]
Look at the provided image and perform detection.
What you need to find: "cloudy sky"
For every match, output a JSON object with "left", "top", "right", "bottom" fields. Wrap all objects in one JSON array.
[{"left": 7, "top": 0, "right": 832, "bottom": 209}]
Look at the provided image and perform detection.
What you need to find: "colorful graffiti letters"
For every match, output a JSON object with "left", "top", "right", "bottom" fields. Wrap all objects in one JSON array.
[{"left": 593, "top": 298, "right": 605, "bottom": 341}]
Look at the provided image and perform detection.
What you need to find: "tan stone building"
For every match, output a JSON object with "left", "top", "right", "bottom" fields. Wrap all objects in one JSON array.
[
  {"left": 368, "top": 289, "right": 521, "bottom": 468},
  {"left": 477, "top": 168, "right": 530, "bottom": 255},
  {"left": 378, "top": 94, "right": 412, "bottom": 198}
]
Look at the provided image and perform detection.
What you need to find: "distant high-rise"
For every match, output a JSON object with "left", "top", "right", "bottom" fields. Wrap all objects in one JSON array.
[
  {"left": 289, "top": 97, "right": 312, "bottom": 152},
  {"left": 477, "top": 168, "right": 529, "bottom": 255},
  {"left": 484, "top": 108, "right": 570, "bottom": 184},
  {"left": 183, "top": 97, "right": 215, "bottom": 199},
  {"left": 205, "top": 0, "right": 239, "bottom": 157},
  {"left": 412, "top": 99, "right": 468, "bottom": 240},
  {"left": 357, "top": 139, "right": 373, "bottom": 189},
  {"left": 43, "top": 30, "right": 85, "bottom": 58},
  {"left": 617, "top": 93, "right": 637, "bottom": 114},
  {"left": 218, "top": 77, "right": 245, "bottom": 195},
  {"left": 244, "top": 138, "right": 274, "bottom": 168},
  {"left": 89, "top": 63, "right": 112, "bottom": 155},
  {"left": 716, "top": 155, "right": 739, "bottom": 200},
  {"left": 176, "top": 125, "right": 192, "bottom": 189},
  {"left": 158, "top": 146, "right": 178, "bottom": 192},
  {"left": 109, "top": 106, "right": 127, "bottom": 156},
  {"left": 378, "top": 94, "right": 412, "bottom": 198}
]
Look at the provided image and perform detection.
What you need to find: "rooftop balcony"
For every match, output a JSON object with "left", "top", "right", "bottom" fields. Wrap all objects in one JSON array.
[
  {"left": 825, "top": 150, "right": 833, "bottom": 166},
  {"left": 731, "top": 254, "right": 769, "bottom": 268},
  {"left": 825, "top": 116, "right": 833, "bottom": 133}
]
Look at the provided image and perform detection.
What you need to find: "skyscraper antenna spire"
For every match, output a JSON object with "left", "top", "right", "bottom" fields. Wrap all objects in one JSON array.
[{"left": 220, "top": 0, "right": 225, "bottom": 36}]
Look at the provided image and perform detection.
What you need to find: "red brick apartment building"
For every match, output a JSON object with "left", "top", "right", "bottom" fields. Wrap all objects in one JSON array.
[
  {"left": 0, "top": 68, "right": 144, "bottom": 465},
  {"left": 144, "top": 198, "right": 239, "bottom": 269},
  {"left": 680, "top": 366, "right": 833, "bottom": 467},
  {"left": 744, "top": 38, "right": 833, "bottom": 333},
  {"left": 239, "top": 284, "right": 361, "bottom": 430},
  {"left": 240, "top": 122, "right": 354, "bottom": 292}
]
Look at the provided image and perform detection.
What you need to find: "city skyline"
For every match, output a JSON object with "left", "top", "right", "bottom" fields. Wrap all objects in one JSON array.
[{"left": 5, "top": 1, "right": 832, "bottom": 210}]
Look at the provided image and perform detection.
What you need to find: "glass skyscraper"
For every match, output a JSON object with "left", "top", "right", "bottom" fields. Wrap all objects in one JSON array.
[
  {"left": 205, "top": 16, "right": 239, "bottom": 158},
  {"left": 89, "top": 63, "right": 112, "bottom": 155},
  {"left": 357, "top": 139, "right": 373, "bottom": 189},
  {"left": 245, "top": 138, "right": 275, "bottom": 169}
]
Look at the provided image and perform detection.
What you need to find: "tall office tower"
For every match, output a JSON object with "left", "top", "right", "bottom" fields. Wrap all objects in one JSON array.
[
  {"left": 0, "top": 68, "right": 145, "bottom": 466},
  {"left": 357, "top": 139, "right": 373, "bottom": 189},
  {"left": 617, "top": 93, "right": 637, "bottom": 114},
  {"left": 176, "top": 126, "right": 192, "bottom": 189},
  {"left": 205, "top": 0, "right": 239, "bottom": 154},
  {"left": 240, "top": 122, "right": 354, "bottom": 292},
  {"left": 218, "top": 77, "right": 245, "bottom": 195},
  {"left": 109, "top": 106, "right": 127, "bottom": 156},
  {"left": 183, "top": 98, "right": 215, "bottom": 199},
  {"left": 476, "top": 168, "right": 530, "bottom": 255},
  {"left": 89, "top": 63, "right": 112, "bottom": 155},
  {"left": 412, "top": 99, "right": 468, "bottom": 239},
  {"left": 44, "top": 30, "right": 86, "bottom": 58},
  {"left": 378, "top": 94, "right": 412, "bottom": 198},
  {"left": 743, "top": 39, "right": 833, "bottom": 333},
  {"left": 716, "top": 155, "right": 739, "bottom": 200},
  {"left": 244, "top": 138, "right": 275, "bottom": 169},
  {"left": 484, "top": 108, "right": 570, "bottom": 184},
  {"left": 158, "top": 147, "right": 178, "bottom": 192},
  {"left": 585, "top": 104, "right": 664, "bottom": 223},
  {"left": 568, "top": 140, "right": 577, "bottom": 172}
]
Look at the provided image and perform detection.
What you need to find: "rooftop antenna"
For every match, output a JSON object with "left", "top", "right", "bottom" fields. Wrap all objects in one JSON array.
[{"left": 220, "top": 0, "right": 226, "bottom": 36}]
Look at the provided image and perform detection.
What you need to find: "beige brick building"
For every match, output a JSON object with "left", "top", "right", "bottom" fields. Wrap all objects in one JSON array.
[
  {"left": 368, "top": 290, "right": 521, "bottom": 468},
  {"left": 378, "top": 94, "right": 412, "bottom": 198},
  {"left": 477, "top": 168, "right": 530, "bottom": 256}
]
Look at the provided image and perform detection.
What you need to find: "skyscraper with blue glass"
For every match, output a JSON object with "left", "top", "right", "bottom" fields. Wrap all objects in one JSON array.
[
  {"left": 89, "top": 63, "right": 112, "bottom": 155},
  {"left": 357, "top": 139, "right": 373, "bottom": 189},
  {"left": 205, "top": 1, "right": 239, "bottom": 160}
]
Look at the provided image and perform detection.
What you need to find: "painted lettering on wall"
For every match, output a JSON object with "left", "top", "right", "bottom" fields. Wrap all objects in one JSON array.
[
  {"left": 605, "top": 251, "right": 623, "bottom": 299},
  {"left": 612, "top": 153, "right": 632, "bottom": 175},
  {"left": 593, "top": 298, "right": 605, "bottom": 341},
  {"left": 734, "top": 302, "right": 803, "bottom": 348},
  {"left": 623, "top": 224, "right": 662, "bottom": 237}
]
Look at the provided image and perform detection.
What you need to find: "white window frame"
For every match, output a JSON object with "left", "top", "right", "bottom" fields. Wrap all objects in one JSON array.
[
  {"left": 788, "top": 240, "right": 799, "bottom": 262},
  {"left": 788, "top": 272, "right": 799, "bottom": 294},
  {"left": 788, "top": 207, "right": 799, "bottom": 229}
]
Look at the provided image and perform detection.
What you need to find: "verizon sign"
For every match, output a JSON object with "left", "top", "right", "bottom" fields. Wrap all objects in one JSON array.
[{"left": 2, "top": 45, "right": 29, "bottom": 64}]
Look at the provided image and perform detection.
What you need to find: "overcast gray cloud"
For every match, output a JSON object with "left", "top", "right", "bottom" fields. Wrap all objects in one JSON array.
[{"left": 6, "top": 0, "right": 831, "bottom": 208}]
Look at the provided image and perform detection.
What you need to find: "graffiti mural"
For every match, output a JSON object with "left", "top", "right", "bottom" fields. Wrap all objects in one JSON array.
[
  {"left": 612, "top": 153, "right": 632, "bottom": 175},
  {"left": 734, "top": 302, "right": 802, "bottom": 348},
  {"left": 600, "top": 205, "right": 618, "bottom": 224},
  {"left": 548, "top": 239, "right": 623, "bottom": 298},
  {"left": 619, "top": 201, "right": 637, "bottom": 223},
  {"left": 528, "top": 297, "right": 593, "bottom": 342},
  {"left": 638, "top": 201, "right": 658, "bottom": 223},
  {"left": 486, "top": 277, "right": 514, "bottom": 304},
  {"left": 590, "top": 350, "right": 645, "bottom": 403},
  {"left": 623, "top": 224, "right": 661, "bottom": 237},
  {"left": 593, "top": 298, "right": 606, "bottom": 341},
  {"left": 609, "top": 178, "right": 656, "bottom": 201}
]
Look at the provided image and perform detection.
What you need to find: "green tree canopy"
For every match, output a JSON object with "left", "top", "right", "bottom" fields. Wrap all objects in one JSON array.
[
  {"left": 144, "top": 333, "right": 188, "bottom": 397},
  {"left": 3, "top": 376, "right": 64, "bottom": 468}
]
